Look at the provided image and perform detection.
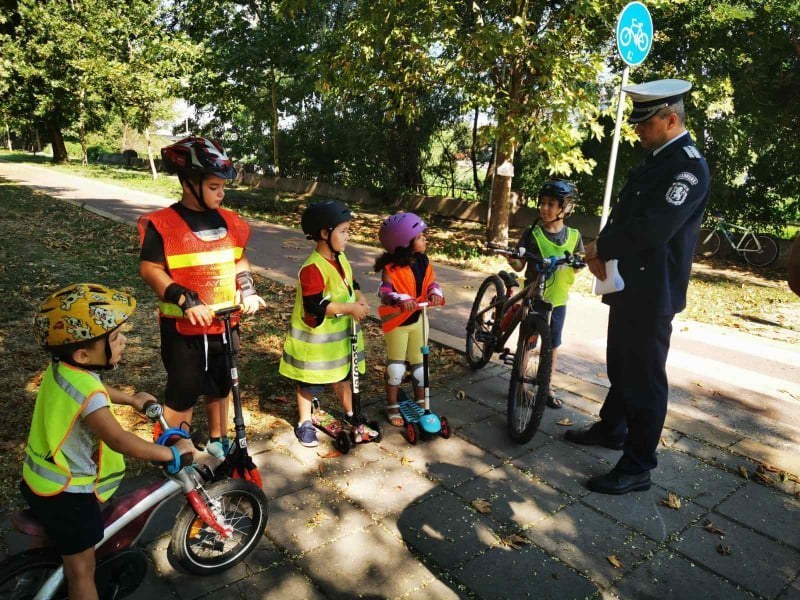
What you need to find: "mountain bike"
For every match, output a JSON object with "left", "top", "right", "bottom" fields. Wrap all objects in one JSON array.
[
  {"left": 0, "top": 402, "right": 269, "bottom": 599},
  {"left": 695, "top": 213, "right": 779, "bottom": 267},
  {"left": 465, "top": 245, "right": 585, "bottom": 443}
]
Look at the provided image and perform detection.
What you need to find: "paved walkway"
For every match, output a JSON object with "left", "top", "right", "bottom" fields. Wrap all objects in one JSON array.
[{"left": 1, "top": 161, "right": 799, "bottom": 598}]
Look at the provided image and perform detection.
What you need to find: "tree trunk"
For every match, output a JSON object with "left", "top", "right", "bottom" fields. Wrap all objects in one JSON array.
[
  {"left": 48, "top": 125, "right": 68, "bottom": 163},
  {"left": 486, "top": 139, "right": 515, "bottom": 245},
  {"left": 145, "top": 128, "right": 158, "bottom": 179},
  {"left": 121, "top": 122, "right": 128, "bottom": 152},
  {"left": 4, "top": 121, "right": 11, "bottom": 151},
  {"left": 270, "top": 66, "right": 280, "bottom": 177},
  {"left": 34, "top": 129, "right": 43, "bottom": 154},
  {"left": 471, "top": 106, "right": 482, "bottom": 194},
  {"left": 79, "top": 89, "right": 88, "bottom": 165}
]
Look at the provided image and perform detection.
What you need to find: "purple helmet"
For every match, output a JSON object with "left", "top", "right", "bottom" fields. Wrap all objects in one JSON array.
[{"left": 379, "top": 212, "right": 427, "bottom": 253}]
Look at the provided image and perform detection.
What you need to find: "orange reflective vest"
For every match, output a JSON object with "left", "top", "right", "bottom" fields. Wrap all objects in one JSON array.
[
  {"left": 138, "top": 206, "right": 250, "bottom": 335},
  {"left": 378, "top": 262, "right": 441, "bottom": 333}
]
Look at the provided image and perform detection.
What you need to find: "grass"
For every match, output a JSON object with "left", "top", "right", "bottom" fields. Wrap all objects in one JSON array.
[{"left": 0, "top": 178, "right": 469, "bottom": 514}]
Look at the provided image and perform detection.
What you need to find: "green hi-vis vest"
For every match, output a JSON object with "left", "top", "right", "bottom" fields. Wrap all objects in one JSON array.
[
  {"left": 532, "top": 225, "right": 580, "bottom": 308},
  {"left": 23, "top": 361, "right": 125, "bottom": 502},
  {"left": 279, "top": 251, "right": 366, "bottom": 384}
]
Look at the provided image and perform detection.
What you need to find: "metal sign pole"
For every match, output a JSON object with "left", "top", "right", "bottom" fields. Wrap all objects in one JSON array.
[{"left": 599, "top": 66, "right": 630, "bottom": 231}]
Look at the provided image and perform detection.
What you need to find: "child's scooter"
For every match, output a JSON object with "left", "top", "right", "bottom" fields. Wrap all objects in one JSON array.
[
  {"left": 311, "top": 314, "right": 382, "bottom": 454},
  {"left": 397, "top": 303, "right": 451, "bottom": 444},
  {"left": 211, "top": 305, "right": 264, "bottom": 487}
]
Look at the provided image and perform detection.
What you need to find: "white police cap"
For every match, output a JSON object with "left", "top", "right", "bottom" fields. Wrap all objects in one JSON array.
[{"left": 622, "top": 79, "right": 692, "bottom": 123}]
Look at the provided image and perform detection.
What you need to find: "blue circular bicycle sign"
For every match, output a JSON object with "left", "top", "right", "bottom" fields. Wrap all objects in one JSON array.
[{"left": 616, "top": 2, "right": 653, "bottom": 66}]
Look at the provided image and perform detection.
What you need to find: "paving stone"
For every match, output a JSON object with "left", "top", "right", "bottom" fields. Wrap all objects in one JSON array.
[
  {"left": 312, "top": 438, "right": 390, "bottom": 478},
  {"left": 460, "top": 374, "right": 508, "bottom": 412},
  {"left": 378, "top": 433, "right": 499, "bottom": 489},
  {"left": 582, "top": 488, "right": 707, "bottom": 543},
  {"left": 328, "top": 457, "right": 441, "bottom": 518},
  {"left": 454, "top": 544, "right": 598, "bottom": 599},
  {"left": 525, "top": 502, "right": 657, "bottom": 587},
  {"left": 779, "top": 574, "right": 800, "bottom": 600},
  {"left": 459, "top": 414, "right": 550, "bottom": 460},
  {"left": 513, "top": 438, "right": 613, "bottom": 498},
  {"left": 266, "top": 484, "right": 373, "bottom": 555},
  {"left": 222, "top": 560, "right": 327, "bottom": 599},
  {"left": 127, "top": 554, "right": 179, "bottom": 598},
  {"left": 535, "top": 401, "right": 596, "bottom": 438},
  {"left": 452, "top": 464, "right": 571, "bottom": 530},
  {"left": 715, "top": 482, "right": 800, "bottom": 550},
  {"left": 147, "top": 534, "right": 284, "bottom": 599},
  {"left": 430, "top": 391, "right": 498, "bottom": 430},
  {"left": 387, "top": 491, "right": 499, "bottom": 568},
  {"left": 610, "top": 548, "right": 753, "bottom": 600},
  {"left": 296, "top": 524, "right": 436, "bottom": 599},
  {"left": 665, "top": 411, "right": 743, "bottom": 448},
  {"left": 258, "top": 449, "right": 318, "bottom": 499},
  {"left": 671, "top": 512, "right": 800, "bottom": 598},
  {"left": 671, "top": 435, "right": 758, "bottom": 475},
  {"left": 403, "top": 576, "right": 468, "bottom": 599},
  {"left": 653, "top": 450, "right": 744, "bottom": 508}
]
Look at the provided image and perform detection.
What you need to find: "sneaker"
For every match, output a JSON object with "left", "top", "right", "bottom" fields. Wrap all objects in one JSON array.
[
  {"left": 205, "top": 437, "right": 231, "bottom": 459},
  {"left": 295, "top": 420, "right": 319, "bottom": 447}
]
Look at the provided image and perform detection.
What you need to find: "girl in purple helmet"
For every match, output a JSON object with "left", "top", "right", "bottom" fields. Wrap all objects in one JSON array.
[{"left": 374, "top": 212, "right": 445, "bottom": 426}]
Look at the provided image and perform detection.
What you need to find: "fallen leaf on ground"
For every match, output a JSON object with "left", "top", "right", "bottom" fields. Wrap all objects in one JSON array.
[
  {"left": 456, "top": 390, "right": 466, "bottom": 400},
  {"left": 717, "top": 544, "right": 732, "bottom": 556},
  {"left": 498, "top": 533, "right": 529, "bottom": 550},
  {"left": 660, "top": 493, "right": 682, "bottom": 510},
  {"left": 607, "top": 555, "right": 624, "bottom": 569},
  {"left": 660, "top": 437, "right": 668, "bottom": 447},
  {"left": 317, "top": 464, "right": 325, "bottom": 476},
  {"left": 596, "top": 372, "right": 607, "bottom": 378},
  {"left": 738, "top": 466, "right": 749, "bottom": 480},
  {"left": 269, "top": 394, "right": 289, "bottom": 403},
  {"left": 306, "top": 511, "right": 327, "bottom": 529},
  {"left": 471, "top": 499, "right": 492, "bottom": 514},
  {"left": 400, "top": 456, "right": 414, "bottom": 466},
  {"left": 317, "top": 450, "right": 342, "bottom": 459},
  {"left": 703, "top": 520, "right": 726, "bottom": 536},
  {"left": 555, "top": 418, "right": 573, "bottom": 426},
  {"left": 759, "top": 463, "right": 781, "bottom": 473},
  {"left": 753, "top": 471, "right": 774, "bottom": 486},
  {"left": 694, "top": 381, "right": 704, "bottom": 388}
]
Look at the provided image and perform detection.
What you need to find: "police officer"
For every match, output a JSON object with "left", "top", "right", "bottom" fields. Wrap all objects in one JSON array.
[{"left": 565, "top": 79, "right": 711, "bottom": 494}]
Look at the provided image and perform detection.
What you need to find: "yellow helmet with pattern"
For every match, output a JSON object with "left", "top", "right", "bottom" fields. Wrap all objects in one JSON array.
[{"left": 33, "top": 283, "right": 136, "bottom": 349}]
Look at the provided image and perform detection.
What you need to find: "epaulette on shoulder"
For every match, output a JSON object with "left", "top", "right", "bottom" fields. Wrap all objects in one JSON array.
[{"left": 683, "top": 145, "right": 702, "bottom": 159}]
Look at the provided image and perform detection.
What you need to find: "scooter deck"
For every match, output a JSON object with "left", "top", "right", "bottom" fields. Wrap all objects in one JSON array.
[
  {"left": 397, "top": 397, "right": 425, "bottom": 424},
  {"left": 312, "top": 407, "right": 380, "bottom": 443}
]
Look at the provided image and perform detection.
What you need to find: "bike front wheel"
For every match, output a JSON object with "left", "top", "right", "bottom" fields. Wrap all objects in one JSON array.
[
  {"left": 465, "top": 275, "right": 505, "bottom": 369},
  {"left": 170, "top": 478, "right": 268, "bottom": 576},
  {"left": 507, "top": 313, "right": 552, "bottom": 444},
  {"left": 695, "top": 229, "right": 721, "bottom": 258},
  {"left": 0, "top": 548, "right": 67, "bottom": 599},
  {"left": 742, "top": 234, "right": 779, "bottom": 267}
]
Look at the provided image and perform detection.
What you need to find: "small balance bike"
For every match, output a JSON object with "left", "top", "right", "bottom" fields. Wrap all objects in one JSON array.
[
  {"left": 311, "top": 314, "right": 382, "bottom": 454},
  {"left": 0, "top": 402, "right": 268, "bottom": 600},
  {"left": 397, "top": 303, "right": 451, "bottom": 444}
]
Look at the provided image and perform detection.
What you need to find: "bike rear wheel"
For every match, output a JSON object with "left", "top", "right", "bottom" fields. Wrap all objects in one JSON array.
[
  {"left": 695, "top": 229, "right": 721, "bottom": 258},
  {"left": 465, "top": 275, "right": 505, "bottom": 369},
  {"left": 742, "top": 234, "right": 779, "bottom": 267},
  {"left": 0, "top": 548, "right": 67, "bottom": 600},
  {"left": 507, "top": 313, "right": 552, "bottom": 444},
  {"left": 170, "top": 478, "right": 268, "bottom": 575}
]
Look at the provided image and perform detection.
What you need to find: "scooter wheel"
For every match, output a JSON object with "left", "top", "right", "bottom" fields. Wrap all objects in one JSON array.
[
  {"left": 334, "top": 431, "right": 351, "bottom": 454},
  {"left": 406, "top": 422, "right": 419, "bottom": 445},
  {"left": 439, "top": 416, "right": 451, "bottom": 439},
  {"left": 368, "top": 420, "right": 383, "bottom": 443}
]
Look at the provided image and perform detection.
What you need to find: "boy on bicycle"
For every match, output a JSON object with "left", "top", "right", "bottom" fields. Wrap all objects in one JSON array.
[
  {"left": 22, "top": 283, "right": 198, "bottom": 600},
  {"left": 507, "top": 180, "right": 585, "bottom": 409},
  {"left": 138, "top": 137, "right": 266, "bottom": 458}
]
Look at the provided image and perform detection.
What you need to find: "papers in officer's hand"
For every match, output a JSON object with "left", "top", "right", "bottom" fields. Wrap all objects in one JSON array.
[{"left": 592, "top": 259, "right": 625, "bottom": 295}]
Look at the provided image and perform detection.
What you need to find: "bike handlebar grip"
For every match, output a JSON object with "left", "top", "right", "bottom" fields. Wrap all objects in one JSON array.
[{"left": 212, "top": 304, "right": 243, "bottom": 318}]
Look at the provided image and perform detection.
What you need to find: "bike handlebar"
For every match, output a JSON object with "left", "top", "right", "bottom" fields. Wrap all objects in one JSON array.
[
  {"left": 486, "top": 244, "right": 585, "bottom": 271},
  {"left": 212, "top": 304, "right": 243, "bottom": 318}
]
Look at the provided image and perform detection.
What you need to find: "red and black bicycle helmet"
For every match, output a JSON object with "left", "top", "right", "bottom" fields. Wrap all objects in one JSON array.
[{"left": 161, "top": 136, "right": 236, "bottom": 180}]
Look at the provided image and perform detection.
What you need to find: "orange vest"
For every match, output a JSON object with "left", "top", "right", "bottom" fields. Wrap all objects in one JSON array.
[
  {"left": 138, "top": 206, "right": 250, "bottom": 335},
  {"left": 378, "top": 262, "right": 440, "bottom": 333}
]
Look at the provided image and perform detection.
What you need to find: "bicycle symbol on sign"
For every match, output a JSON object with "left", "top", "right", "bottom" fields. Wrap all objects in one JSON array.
[{"left": 619, "top": 18, "right": 649, "bottom": 55}]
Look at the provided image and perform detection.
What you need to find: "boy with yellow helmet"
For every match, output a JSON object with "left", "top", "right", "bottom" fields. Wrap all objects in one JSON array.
[{"left": 22, "top": 283, "right": 197, "bottom": 600}]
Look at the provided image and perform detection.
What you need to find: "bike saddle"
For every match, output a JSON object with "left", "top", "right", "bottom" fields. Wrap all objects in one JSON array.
[{"left": 498, "top": 270, "right": 519, "bottom": 289}]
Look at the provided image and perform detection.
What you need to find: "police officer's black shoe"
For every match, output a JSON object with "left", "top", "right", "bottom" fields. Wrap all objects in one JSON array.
[
  {"left": 564, "top": 424, "right": 624, "bottom": 450},
  {"left": 587, "top": 468, "right": 651, "bottom": 495}
]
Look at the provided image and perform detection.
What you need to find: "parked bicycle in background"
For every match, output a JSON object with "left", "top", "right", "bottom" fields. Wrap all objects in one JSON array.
[{"left": 695, "top": 213, "right": 779, "bottom": 267}]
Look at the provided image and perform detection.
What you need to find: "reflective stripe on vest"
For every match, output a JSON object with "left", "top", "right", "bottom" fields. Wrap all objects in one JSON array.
[
  {"left": 378, "top": 261, "right": 437, "bottom": 333},
  {"left": 22, "top": 362, "right": 125, "bottom": 502},
  {"left": 279, "top": 251, "right": 366, "bottom": 384},
  {"left": 137, "top": 206, "right": 250, "bottom": 335},
  {"left": 532, "top": 225, "right": 580, "bottom": 308}
]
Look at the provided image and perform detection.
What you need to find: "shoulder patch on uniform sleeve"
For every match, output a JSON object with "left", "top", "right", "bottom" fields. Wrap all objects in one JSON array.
[
  {"left": 666, "top": 182, "right": 690, "bottom": 206},
  {"left": 676, "top": 171, "right": 699, "bottom": 185},
  {"left": 683, "top": 146, "right": 702, "bottom": 159}
]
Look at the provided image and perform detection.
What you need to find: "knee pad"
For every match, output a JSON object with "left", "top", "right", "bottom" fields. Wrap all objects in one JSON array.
[
  {"left": 386, "top": 362, "right": 406, "bottom": 386},
  {"left": 410, "top": 364, "right": 424, "bottom": 388}
]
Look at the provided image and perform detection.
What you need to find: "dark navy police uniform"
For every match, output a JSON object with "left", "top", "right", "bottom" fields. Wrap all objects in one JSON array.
[{"left": 596, "top": 131, "right": 710, "bottom": 474}]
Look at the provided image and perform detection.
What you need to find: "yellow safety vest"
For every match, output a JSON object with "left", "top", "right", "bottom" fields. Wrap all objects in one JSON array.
[
  {"left": 279, "top": 251, "right": 365, "bottom": 384},
  {"left": 532, "top": 225, "right": 580, "bottom": 308},
  {"left": 23, "top": 361, "right": 125, "bottom": 502}
]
